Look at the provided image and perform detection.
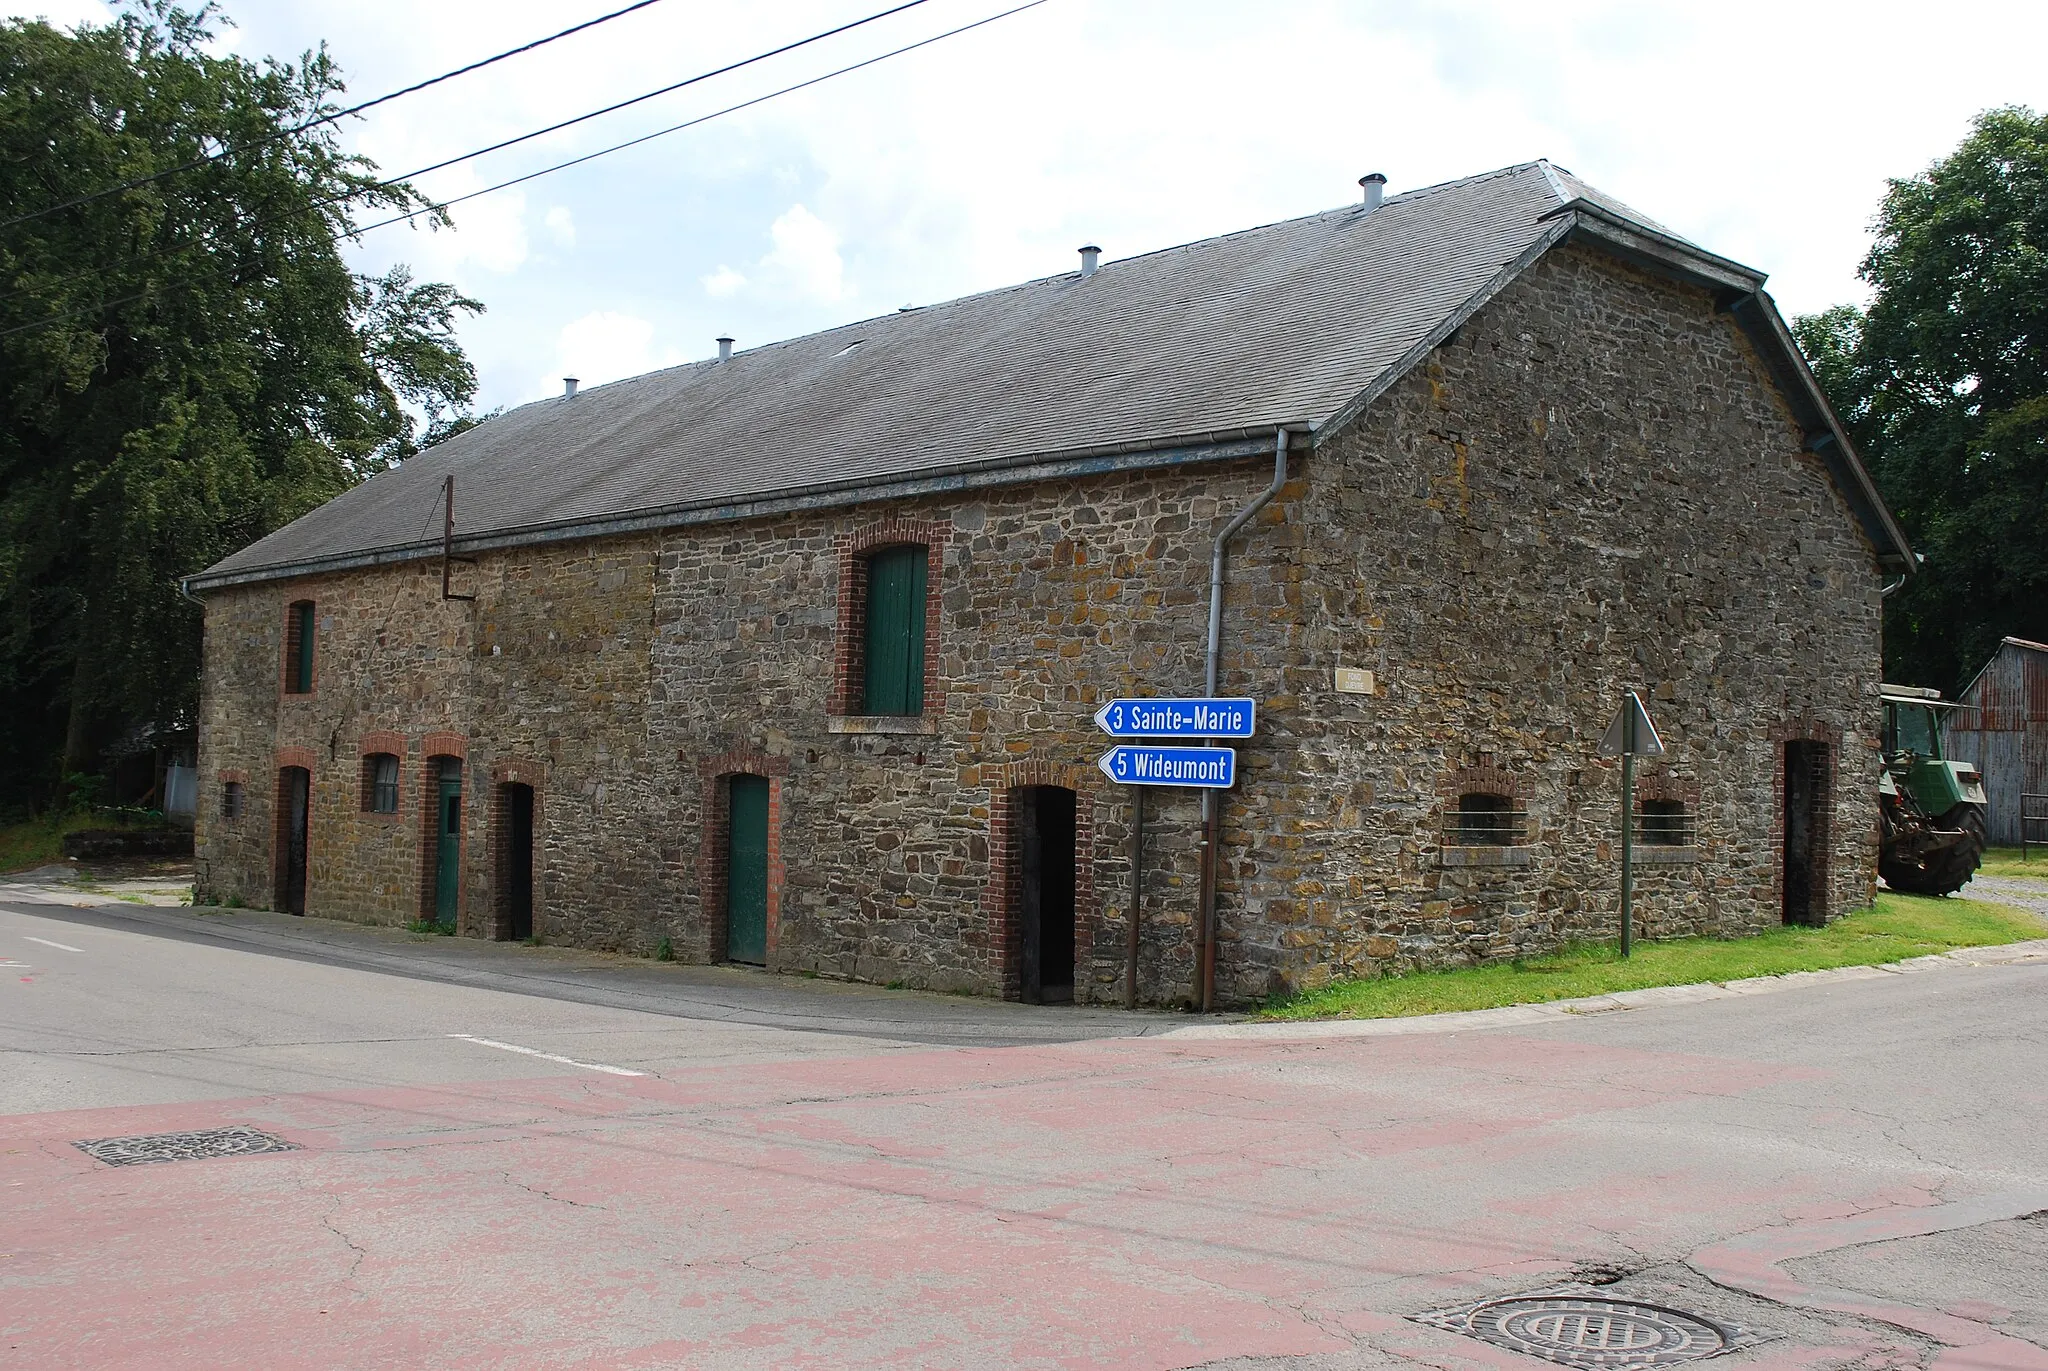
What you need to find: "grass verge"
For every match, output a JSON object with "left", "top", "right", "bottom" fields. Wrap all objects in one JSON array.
[
  {"left": 1256, "top": 892, "right": 2046, "bottom": 1022},
  {"left": 0, "top": 812, "right": 157, "bottom": 873},
  {"left": 1978, "top": 847, "right": 2047, "bottom": 880}
]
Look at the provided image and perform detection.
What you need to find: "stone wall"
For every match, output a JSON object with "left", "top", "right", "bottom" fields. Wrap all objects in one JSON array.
[
  {"left": 1201, "top": 243, "right": 1883, "bottom": 999},
  {"left": 195, "top": 239, "right": 1884, "bottom": 1005}
]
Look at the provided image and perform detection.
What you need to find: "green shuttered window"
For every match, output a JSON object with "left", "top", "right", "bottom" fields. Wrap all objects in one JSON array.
[
  {"left": 287, "top": 600, "right": 315, "bottom": 694},
  {"left": 861, "top": 544, "right": 927, "bottom": 716}
]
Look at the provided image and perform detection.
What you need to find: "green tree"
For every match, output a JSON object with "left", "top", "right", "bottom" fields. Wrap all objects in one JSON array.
[
  {"left": 1795, "top": 106, "right": 2048, "bottom": 691},
  {"left": 0, "top": 3, "right": 481, "bottom": 810}
]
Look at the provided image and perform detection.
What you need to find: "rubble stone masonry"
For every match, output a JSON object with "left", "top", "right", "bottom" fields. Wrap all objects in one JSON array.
[{"left": 195, "top": 243, "right": 1883, "bottom": 1004}]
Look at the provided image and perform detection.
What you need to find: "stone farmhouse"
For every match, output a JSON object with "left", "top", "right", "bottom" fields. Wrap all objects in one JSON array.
[{"left": 185, "top": 161, "right": 1912, "bottom": 1007}]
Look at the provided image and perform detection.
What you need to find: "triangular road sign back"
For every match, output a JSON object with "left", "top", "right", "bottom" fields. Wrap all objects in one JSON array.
[{"left": 1598, "top": 691, "right": 1665, "bottom": 757}]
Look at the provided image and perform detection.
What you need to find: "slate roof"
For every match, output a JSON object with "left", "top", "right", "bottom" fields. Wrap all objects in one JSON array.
[{"left": 193, "top": 160, "right": 1906, "bottom": 586}]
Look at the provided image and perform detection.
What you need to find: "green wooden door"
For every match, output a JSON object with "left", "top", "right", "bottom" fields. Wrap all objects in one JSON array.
[
  {"left": 726, "top": 775, "right": 769, "bottom": 964},
  {"left": 435, "top": 763, "right": 462, "bottom": 930},
  {"left": 862, "top": 545, "right": 926, "bottom": 715}
]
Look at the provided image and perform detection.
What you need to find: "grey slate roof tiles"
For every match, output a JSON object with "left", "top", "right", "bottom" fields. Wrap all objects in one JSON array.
[{"left": 196, "top": 161, "right": 1692, "bottom": 583}]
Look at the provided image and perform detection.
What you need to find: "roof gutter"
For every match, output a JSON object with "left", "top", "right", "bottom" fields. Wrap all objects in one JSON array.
[{"left": 181, "top": 427, "right": 1311, "bottom": 595}]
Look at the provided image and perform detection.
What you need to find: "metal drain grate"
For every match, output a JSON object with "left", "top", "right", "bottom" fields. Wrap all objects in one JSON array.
[
  {"left": 1411, "top": 1292, "right": 1775, "bottom": 1369},
  {"left": 73, "top": 1125, "right": 300, "bottom": 1167}
]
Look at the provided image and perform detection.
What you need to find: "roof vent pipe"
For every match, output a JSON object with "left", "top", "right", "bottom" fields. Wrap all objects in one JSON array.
[
  {"left": 562, "top": 376, "right": 579, "bottom": 398},
  {"left": 716, "top": 336, "right": 734, "bottom": 362},
  {"left": 1359, "top": 172, "right": 1387, "bottom": 212},
  {"left": 1078, "top": 245, "right": 1100, "bottom": 278}
]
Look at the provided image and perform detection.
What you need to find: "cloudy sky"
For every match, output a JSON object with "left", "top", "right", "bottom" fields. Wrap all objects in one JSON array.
[{"left": 12, "top": 0, "right": 2048, "bottom": 413}]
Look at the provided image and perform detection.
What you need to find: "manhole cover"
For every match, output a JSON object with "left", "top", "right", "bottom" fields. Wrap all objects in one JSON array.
[
  {"left": 73, "top": 1125, "right": 300, "bottom": 1167},
  {"left": 1412, "top": 1292, "right": 1775, "bottom": 1369}
]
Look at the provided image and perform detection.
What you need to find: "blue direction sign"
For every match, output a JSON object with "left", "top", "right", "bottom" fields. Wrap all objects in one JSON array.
[
  {"left": 1096, "top": 745, "right": 1237, "bottom": 788},
  {"left": 1093, "top": 696, "right": 1256, "bottom": 740}
]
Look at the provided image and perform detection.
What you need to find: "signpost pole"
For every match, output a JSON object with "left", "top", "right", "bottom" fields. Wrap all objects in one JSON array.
[
  {"left": 1124, "top": 789, "right": 1144, "bottom": 1010},
  {"left": 1620, "top": 747, "right": 1636, "bottom": 959},
  {"left": 1600, "top": 691, "right": 1660, "bottom": 961}
]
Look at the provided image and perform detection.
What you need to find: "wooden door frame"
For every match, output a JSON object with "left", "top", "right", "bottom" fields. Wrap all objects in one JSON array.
[{"left": 697, "top": 751, "right": 786, "bottom": 964}]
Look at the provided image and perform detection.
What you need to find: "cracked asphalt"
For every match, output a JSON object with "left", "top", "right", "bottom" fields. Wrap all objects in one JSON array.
[{"left": 2, "top": 886, "right": 2045, "bottom": 1370}]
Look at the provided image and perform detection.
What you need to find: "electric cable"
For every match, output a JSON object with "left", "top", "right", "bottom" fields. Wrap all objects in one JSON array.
[
  {"left": 3, "top": 0, "right": 938, "bottom": 311},
  {"left": 357, "top": 0, "right": 1046, "bottom": 235},
  {"left": 1, "top": 0, "right": 675, "bottom": 231},
  {"left": 378, "top": 0, "right": 933, "bottom": 191},
  {"left": 0, "top": 0, "right": 1049, "bottom": 341}
]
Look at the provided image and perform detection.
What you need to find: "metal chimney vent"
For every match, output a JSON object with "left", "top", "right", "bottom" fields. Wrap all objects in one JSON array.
[
  {"left": 716, "top": 336, "right": 734, "bottom": 362},
  {"left": 1078, "top": 245, "right": 1101, "bottom": 278},
  {"left": 562, "top": 377, "right": 579, "bottom": 398},
  {"left": 1359, "top": 173, "right": 1387, "bottom": 212}
]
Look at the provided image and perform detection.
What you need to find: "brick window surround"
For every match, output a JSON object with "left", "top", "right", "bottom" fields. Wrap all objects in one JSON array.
[
  {"left": 1634, "top": 768, "right": 1701, "bottom": 847},
  {"left": 218, "top": 768, "right": 248, "bottom": 822},
  {"left": 696, "top": 751, "right": 788, "bottom": 963},
  {"left": 416, "top": 734, "right": 468, "bottom": 930},
  {"left": 978, "top": 759, "right": 1100, "bottom": 1002},
  {"left": 359, "top": 731, "right": 407, "bottom": 818},
  {"left": 490, "top": 758, "right": 546, "bottom": 943},
  {"left": 280, "top": 597, "right": 318, "bottom": 697},
  {"left": 1439, "top": 760, "right": 1529, "bottom": 844},
  {"left": 829, "top": 518, "right": 950, "bottom": 720},
  {"left": 1770, "top": 719, "right": 1839, "bottom": 924}
]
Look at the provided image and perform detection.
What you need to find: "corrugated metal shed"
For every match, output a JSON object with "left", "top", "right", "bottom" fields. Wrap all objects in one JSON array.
[{"left": 1948, "top": 637, "right": 2048, "bottom": 846}]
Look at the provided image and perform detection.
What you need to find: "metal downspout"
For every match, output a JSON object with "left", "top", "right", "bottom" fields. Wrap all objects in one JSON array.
[{"left": 1196, "top": 426, "right": 1290, "bottom": 1010}]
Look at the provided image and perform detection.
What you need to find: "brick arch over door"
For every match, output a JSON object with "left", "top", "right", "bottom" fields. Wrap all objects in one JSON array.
[
  {"left": 416, "top": 736, "right": 467, "bottom": 931},
  {"left": 490, "top": 758, "right": 547, "bottom": 942},
  {"left": 1771, "top": 718, "right": 1843, "bottom": 924},
  {"left": 695, "top": 750, "right": 788, "bottom": 964},
  {"left": 979, "top": 759, "right": 1101, "bottom": 1001}
]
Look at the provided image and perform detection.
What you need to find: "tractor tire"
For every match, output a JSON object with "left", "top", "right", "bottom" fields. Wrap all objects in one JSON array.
[{"left": 1881, "top": 807, "right": 1985, "bottom": 897}]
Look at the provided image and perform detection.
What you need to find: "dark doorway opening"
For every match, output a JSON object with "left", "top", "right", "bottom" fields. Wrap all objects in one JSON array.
[
  {"left": 726, "top": 774, "right": 769, "bottom": 965},
  {"left": 1782, "top": 740, "right": 1829, "bottom": 926},
  {"left": 1016, "top": 785, "right": 1077, "bottom": 1004},
  {"left": 431, "top": 758, "right": 462, "bottom": 932},
  {"left": 499, "top": 783, "right": 535, "bottom": 942},
  {"left": 275, "top": 766, "right": 310, "bottom": 916}
]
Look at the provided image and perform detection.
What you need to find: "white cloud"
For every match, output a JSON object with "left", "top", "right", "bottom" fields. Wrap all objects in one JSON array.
[
  {"left": 556, "top": 311, "right": 684, "bottom": 389},
  {"left": 381, "top": 174, "right": 530, "bottom": 277},
  {"left": 140, "top": 0, "right": 2045, "bottom": 413},
  {"left": 543, "top": 206, "right": 575, "bottom": 248},
  {"left": 757, "top": 204, "right": 845, "bottom": 304},
  {"left": 701, "top": 265, "right": 747, "bottom": 298}
]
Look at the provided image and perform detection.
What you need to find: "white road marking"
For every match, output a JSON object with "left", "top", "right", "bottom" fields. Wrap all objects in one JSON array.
[
  {"left": 446, "top": 1034, "right": 646, "bottom": 1077},
  {"left": 25, "top": 937, "right": 83, "bottom": 953},
  {"left": 1, "top": 960, "right": 30, "bottom": 968}
]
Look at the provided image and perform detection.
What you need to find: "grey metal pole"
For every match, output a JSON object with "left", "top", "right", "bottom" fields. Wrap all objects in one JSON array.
[
  {"left": 1620, "top": 749, "right": 1635, "bottom": 958},
  {"left": 1124, "top": 789, "right": 1144, "bottom": 1009},
  {"left": 1195, "top": 427, "right": 1289, "bottom": 1011}
]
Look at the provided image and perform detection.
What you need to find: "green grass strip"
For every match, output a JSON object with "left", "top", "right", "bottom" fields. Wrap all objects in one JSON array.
[
  {"left": 1256, "top": 892, "right": 2046, "bottom": 1022},
  {"left": 1978, "top": 846, "right": 2045, "bottom": 880}
]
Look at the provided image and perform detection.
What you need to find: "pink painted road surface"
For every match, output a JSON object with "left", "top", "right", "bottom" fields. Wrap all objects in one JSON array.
[{"left": 4, "top": 899, "right": 2048, "bottom": 1368}]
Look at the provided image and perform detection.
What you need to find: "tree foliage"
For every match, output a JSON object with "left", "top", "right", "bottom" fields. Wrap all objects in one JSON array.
[
  {"left": 0, "top": 3, "right": 481, "bottom": 807},
  {"left": 1795, "top": 106, "right": 2048, "bottom": 691}
]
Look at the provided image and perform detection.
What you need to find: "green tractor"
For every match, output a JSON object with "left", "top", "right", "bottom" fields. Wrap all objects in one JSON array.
[{"left": 1879, "top": 685, "right": 1988, "bottom": 896}]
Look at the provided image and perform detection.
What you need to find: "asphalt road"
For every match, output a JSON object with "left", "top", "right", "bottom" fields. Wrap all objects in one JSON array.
[{"left": 3, "top": 886, "right": 2046, "bottom": 1370}]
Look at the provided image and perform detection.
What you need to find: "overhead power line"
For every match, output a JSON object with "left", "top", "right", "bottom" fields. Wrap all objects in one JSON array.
[
  {"left": 358, "top": 0, "right": 1049, "bottom": 235},
  {"left": 380, "top": 0, "right": 933, "bottom": 190},
  {"left": 2, "top": 0, "right": 674, "bottom": 232},
  {"left": 1, "top": 0, "right": 937, "bottom": 308},
  {"left": 0, "top": 0, "right": 1051, "bottom": 341}
]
